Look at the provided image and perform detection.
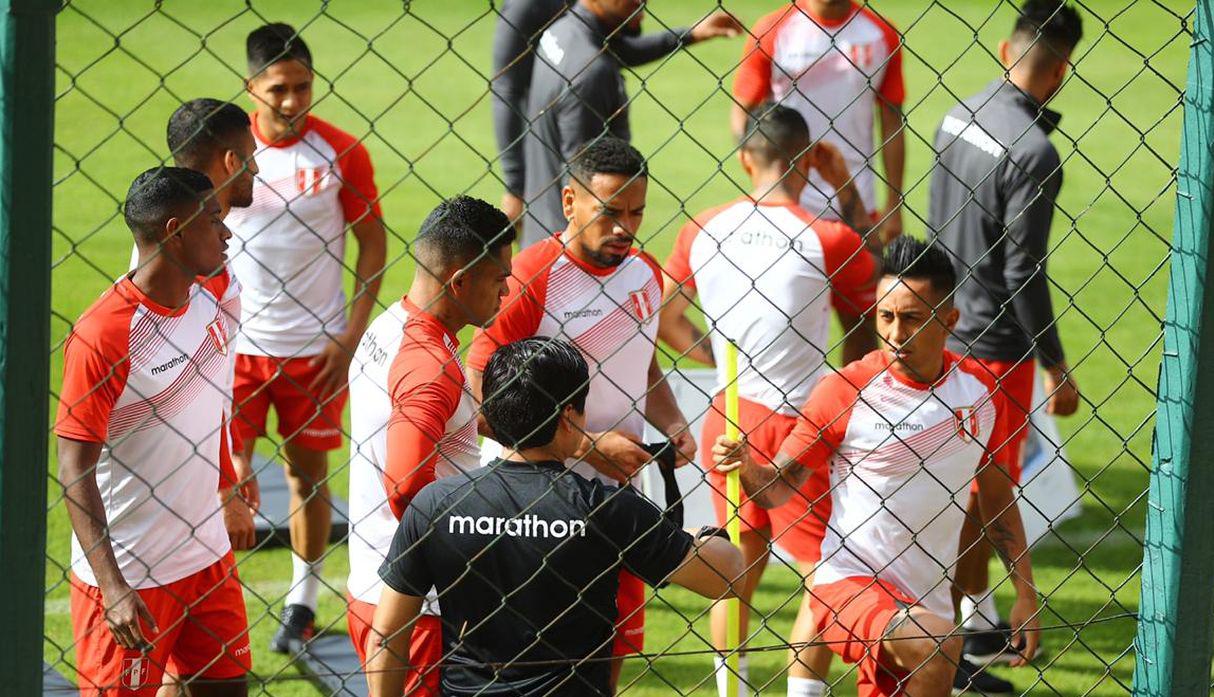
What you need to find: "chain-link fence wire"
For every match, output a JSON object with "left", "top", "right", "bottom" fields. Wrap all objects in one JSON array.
[{"left": 44, "top": 0, "right": 1191, "bottom": 695}]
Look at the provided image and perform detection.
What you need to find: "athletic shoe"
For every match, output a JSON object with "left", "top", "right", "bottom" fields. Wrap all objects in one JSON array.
[
  {"left": 952, "top": 658, "right": 1014, "bottom": 695},
  {"left": 964, "top": 622, "right": 1022, "bottom": 665},
  {"left": 269, "top": 603, "right": 316, "bottom": 654}
]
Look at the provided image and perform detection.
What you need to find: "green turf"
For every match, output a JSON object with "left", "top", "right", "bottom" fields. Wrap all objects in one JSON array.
[{"left": 45, "top": 0, "right": 1191, "bottom": 694}]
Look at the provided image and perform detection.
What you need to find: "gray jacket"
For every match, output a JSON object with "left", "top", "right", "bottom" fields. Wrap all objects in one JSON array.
[{"left": 928, "top": 79, "right": 1067, "bottom": 368}]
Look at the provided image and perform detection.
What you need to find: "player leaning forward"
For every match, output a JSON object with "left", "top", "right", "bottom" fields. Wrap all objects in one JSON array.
[
  {"left": 346, "top": 197, "right": 515, "bottom": 695},
  {"left": 57, "top": 168, "right": 250, "bottom": 696},
  {"left": 225, "top": 23, "right": 388, "bottom": 651},
  {"left": 714, "top": 237, "right": 1039, "bottom": 697}
]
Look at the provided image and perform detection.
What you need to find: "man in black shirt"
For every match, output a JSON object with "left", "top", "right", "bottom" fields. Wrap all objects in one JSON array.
[
  {"left": 517, "top": 0, "right": 742, "bottom": 247},
  {"left": 367, "top": 338, "right": 743, "bottom": 696},
  {"left": 492, "top": 0, "right": 740, "bottom": 236},
  {"left": 927, "top": 0, "right": 1083, "bottom": 686}
]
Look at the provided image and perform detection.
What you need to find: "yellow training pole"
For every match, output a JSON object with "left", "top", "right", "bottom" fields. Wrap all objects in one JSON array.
[{"left": 724, "top": 342, "right": 741, "bottom": 697}]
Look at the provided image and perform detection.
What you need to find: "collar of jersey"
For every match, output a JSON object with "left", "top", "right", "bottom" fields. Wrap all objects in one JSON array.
[
  {"left": 569, "top": 2, "right": 612, "bottom": 43},
  {"left": 795, "top": 0, "right": 858, "bottom": 29},
  {"left": 987, "top": 79, "right": 1062, "bottom": 134},
  {"left": 117, "top": 275, "right": 190, "bottom": 318},
  {"left": 490, "top": 456, "right": 565, "bottom": 471},
  {"left": 250, "top": 112, "right": 313, "bottom": 149},
  {"left": 880, "top": 349, "right": 958, "bottom": 391},
  {"left": 550, "top": 235, "right": 630, "bottom": 278},
  {"left": 400, "top": 296, "right": 459, "bottom": 347}
]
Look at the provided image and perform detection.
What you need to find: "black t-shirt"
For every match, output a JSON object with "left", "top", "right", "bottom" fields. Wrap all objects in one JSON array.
[{"left": 379, "top": 458, "right": 694, "bottom": 696}]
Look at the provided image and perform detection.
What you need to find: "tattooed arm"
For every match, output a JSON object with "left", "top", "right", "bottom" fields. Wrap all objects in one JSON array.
[
  {"left": 976, "top": 458, "right": 1040, "bottom": 666},
  {"left": 711, "top": 437, "right": 811, "bottom": 509}
]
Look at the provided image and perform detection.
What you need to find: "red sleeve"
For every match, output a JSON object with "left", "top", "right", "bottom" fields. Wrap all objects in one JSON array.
[
  {"left": 55, "top": 300, "right": 133, "bottom": 443},
  {"left": 664, "top": 217, "right": 702, "bottom": 290},
  {"left": 636, "top": 250, "right": 665, "bottom": 294},
  {"left": 861, "top": 6, "right": 905, "bottom": 106},
  {"left": 983, "top": 390, "right": 1015, "bottom": 472},
  {"left": 383, "top": 330, "right": 464, "bottom": 519},
  {"left": 466, "top": 244, "right": 555, "bottom": 372},
  {"left": 815, "top": 219, "right": 877, "bottom": 315},
  {"left": 779, "top": 370, "right": 861, "bottom": 470},
  {"left": 732, "top": 10, "right": 786, "bottom": 107},
  {"left": 218, "top": 420, "right": 237, "bottom": 489},
  {"left": 309, "top": 117, "right": 383, "bottom": 224}
]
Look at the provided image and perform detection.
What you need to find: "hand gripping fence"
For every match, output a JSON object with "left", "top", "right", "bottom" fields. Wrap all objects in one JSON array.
[{"left": 19, "top": 1, "right": 1205, "bottom": 696}]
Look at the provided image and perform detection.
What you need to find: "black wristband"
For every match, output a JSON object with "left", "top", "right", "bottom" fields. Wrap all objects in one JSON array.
[{"left": 696, "top": 525, "right": 731, "bottom": 542}]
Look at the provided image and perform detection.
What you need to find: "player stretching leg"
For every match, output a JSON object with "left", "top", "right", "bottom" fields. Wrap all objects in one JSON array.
[
  {"left": 346, "top": 197, "right": 514, "bottom": 696},
  {"left": 715, "top": 237, "right": 1040, "bottom": 697},
  {"left": 226, "top": 23, "right": 388, "bottom": 652},
  {"left": 660, "top": 104, "right": 880, "bottom": 696},
  {"left": 58, "top": 168, "right": 251, "bottom": 696}
]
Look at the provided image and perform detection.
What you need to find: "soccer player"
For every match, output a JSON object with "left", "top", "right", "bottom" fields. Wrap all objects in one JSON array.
[
  {"left": 57, "top": 167, "right": 250, "bottom": 696},
  {"left": 492, "top": 0, "right": 741, "bottom": 232},
  {"left": 928, "top": 0, "right": 1083, "bottom": 676},
  {"left": 714, "top": 237, "right": 1040, "bottom": 697},
  {"left": 519, "top": 0, "right": 742, "bottom": 246},
  {"left": 346, "top": 196, "right": 515, "bottom": 696},
  {"left": 366, "top": 338, "right": 744, "bottom": 697},
  {"left": 660, "top": 103, "right": 879, "bottom": 697},
  {"left": 226, "top": 22, "right": 388, "bottom": 652},
  {"left": 731, "top": 0, "right": 906, "bottom": 241},
  {"left": 467, "top": 136, "right": 695, "bottom": 688}
]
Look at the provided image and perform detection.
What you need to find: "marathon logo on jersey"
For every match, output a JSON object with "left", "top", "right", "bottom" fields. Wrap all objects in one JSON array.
[
  {"left": 449, "top": 514, "right": 587, "bottom": 539},
  {"left": 954, "top": 406, "right": 981, "bottom": 442},
  {"left": 629, "top": 291, "right": 654, "bottom": 323},
  {"left": 295, "top": 166, "right": 330, "bottom": 197},
  {"left": 121, "top": 656, "right": 149, "bottom": 690},
  {"left": 206, "top": 318, "right": 229, "bottom": 356}
]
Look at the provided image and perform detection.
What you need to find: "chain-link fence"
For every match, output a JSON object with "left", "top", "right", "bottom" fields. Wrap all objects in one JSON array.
[{"left": 36, "top": 0, "right": 1200, "bottom": 695}]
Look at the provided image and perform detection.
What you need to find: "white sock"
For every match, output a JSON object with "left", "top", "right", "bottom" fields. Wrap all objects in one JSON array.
[
  {"left": 284, "top": 553, "right": 324, "bottom": 612},
  {"left": 787, "top": 676, "right": 828, "bottom": 697},
  {"left": 713, "top": 655, "right": 750, "bottom": 697},
  {"left": 960, "top": 591, "right": 1000, "bottom": 631}
]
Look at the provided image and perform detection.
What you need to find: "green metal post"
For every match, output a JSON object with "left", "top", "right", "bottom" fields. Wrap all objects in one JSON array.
[
  {"left": 0, "top": 0, "right": 55, "bottom": 693},
  {"left": 1133, "top": 2, "right": 1214, "bottom": 694}
]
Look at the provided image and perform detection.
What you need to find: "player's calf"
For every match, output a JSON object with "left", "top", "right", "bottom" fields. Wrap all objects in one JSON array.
[{"left": 884, "top": 609, "right": 961, "bottom": 697}]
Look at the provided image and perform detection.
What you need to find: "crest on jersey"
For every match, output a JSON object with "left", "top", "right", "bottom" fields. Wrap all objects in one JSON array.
[
  {"left": 295, "top": 166, "right": 329, "bottom": 196},
  {"left": 206, "top": 318, "right": 229, "bottom": 356},
  {"left": 847, "top": 42, "right": 875, "bottom": 69},
  {"left": 954, "top": 406, "right": 981, "bottom": 442},
  {"left": 122, "top": 657, "right": 149, "bottom": 689},
  {"left": 629, "top": 290, "right": 654, "bottom": 323}
]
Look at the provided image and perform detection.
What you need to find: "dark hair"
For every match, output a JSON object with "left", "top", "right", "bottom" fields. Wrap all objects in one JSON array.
[
  {"left": 481, "top": 338, "right": 590, "bottom": 451},
  {"left": 741, "top": 102, "right": 811, "bottom": 165},
  {"left": 1012, "top": 1, "right": 1083, "bottom": 60},
  {"left": 247, "top": 22, "right": 312, "bottom": 74},
  {"left": 567, "top": 136, "right": 647, "bottom": 187},
  {"left": 882, "top": 236, "right": 956, "bottom": 299},
  {"left": 415, "top": 195, "right": 515, "bottom": 268},
  {"left": 123, "top": 167, "right": 214, "bottom": 244},
  {"left": 166, "top": 99, "right": 250, "bottom": 170}
]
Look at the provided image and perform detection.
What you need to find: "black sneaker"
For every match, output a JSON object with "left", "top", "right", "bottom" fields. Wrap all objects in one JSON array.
[
  {"left": 952, "top": 658, "right": 1014, "bottom": 695},
  {"left": 269, "top": 604, "right": 316, "bottom": 654},
  {"left": 964, "top": 622, "right": 1022, "bottom": 665}
]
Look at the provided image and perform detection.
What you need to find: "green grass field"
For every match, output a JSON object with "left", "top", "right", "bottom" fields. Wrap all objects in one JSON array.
[{"left": 46, "top": 1, "right": 1192, "bottom": 694}]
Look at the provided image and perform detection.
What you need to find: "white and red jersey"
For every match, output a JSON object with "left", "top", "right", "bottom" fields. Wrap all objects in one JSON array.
[
  {"left": 665, "top": 198, "right": 876, "bottom": 414},
  {"left": 226, "top": 114, "right": 381, "bottom": 357},
  {"left": 734, "top": 1, "right": 904, "bottom": 218},
  {"left": 55, "top": 271, "right": 241, "bottom": 589},
  {"left": 468, "top": 236, "right": 663, "bottom": 483},
  {"left": 781, "top": 351, "right": 1009, "bottom": 618},
  {"left": 346, "top": 297, "right": 480, "bottom": 608}
]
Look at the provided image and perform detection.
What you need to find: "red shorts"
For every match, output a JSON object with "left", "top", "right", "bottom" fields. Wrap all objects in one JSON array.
[
  {"left": 347, "top": 596, "right": 442, "bottom": 696},
  {"left": 810, "top": 577, "right": 918, "bottom": 697},
  {"left": 232, "top": 354, "right": 348, "bottom": 452},
  {"left": 71, "top": 553, "right": 250, "bottom": 696},
  {"left": 969, "top": 359, "right": 1035, "bottom": 493},
  {"left": 703, "top": 394, "right": 830, "bottom": 563},
  {"left": 613, "top": 569, "right": 646, "bottom": 656}
]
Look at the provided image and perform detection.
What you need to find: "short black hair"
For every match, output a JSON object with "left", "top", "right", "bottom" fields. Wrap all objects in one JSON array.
[
  {"left": 415, "top": 195, "right": 515, "bottom": 269},
  {"left": 1012, "top": 1, "right": 1083, "bottom": 60},
  {"left": 567, "top": 136, "right": 647, "bottom": 187},
  {"left": 741, "top": 102, "right": 811, "bottom": 165},
  {"left": 247, "top": 22, "right": 312, "bottom": 74},
  {"left": 166, "top": 99, "right": 250, "bottom": 171},
  {"left": 481, "top": 338, "right": 590, "bottom": 451},
  {"left": 882, "top": 236, "right": 957, "bottom": 299},
  {"left": 123, "top": 167, "right": 214, "bottom": 244}
]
